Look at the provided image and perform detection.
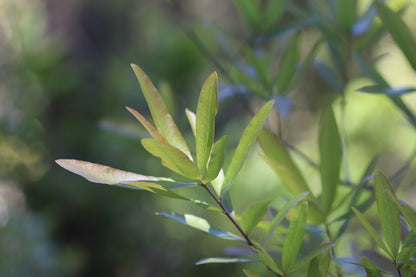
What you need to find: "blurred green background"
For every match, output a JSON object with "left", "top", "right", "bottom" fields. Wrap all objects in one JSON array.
[{"left": 0, "top": 0, "right": 415, "bottom": 276}]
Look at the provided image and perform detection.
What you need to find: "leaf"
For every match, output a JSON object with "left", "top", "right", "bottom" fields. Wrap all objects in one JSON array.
[
  {"left": 185, "top": 109, "right": 197, "bottom": 137},
  {"left": 358, "top": 85, "right": 416, "bottom": 95},
  {"left": 126, "top": 107, "right": 165, "bottom": 141},
  {"left": 282, "top": 202, "right": 308, "bottom": 274},
  {"left": 314, "top": 61, "right": 343, "bottom": 92},
  {"left": 375, "top": 2, "right": 416, "bottom": 71},
  {"left": 203, "top": 136, "right": 228, "bottom": 183},
  {"left": 374, "top": 171, "right": 401, "bottom": 258},
  {"left": 240, "top": 200, "right": 271, "bottom": 235},
  {"left": 233, "top": 0, "right": 261, "bottom": 30},
  {"left": 290, "top": 242, "right": 335, "bottom": 273},
  {"left": 319, "top": 106, "right": 341, "bottom": 212},
  {"left": 352, "top": 207, "right": 392, "bottom": 258},
  {"left": 307, "top": 257, "right": 321, "bottom": 277},
  {"left": 264, "top": 0, "right": 286, "bottom": 30},
  {"left": 277, "top": 33, "right": 300, "bottom": 94},
  {"left": 242, "top": 269, "right": 261, "bottom": 277},
  {"left": 388, "top": 192, "right": 416, "bottom": 234},
  {"left": 335, "top": 0, "right": 356, "bottom": 32},
  {"left": 253, "top": 243, "right": 283, "bottom": 275},
  {"left": 55, "top": 159, "right": 173, "bottom": 184},
  {"left": 221, "top": 100, "right": 274, "bottom": 195},
  {"left": 196, "top": 257, "right": 258, "bottom": 265},
  {"left": 130, "top": 64, "right": 191, "bottom": 157},
  {"left": 141, "top": 139, "right": 202, "bottom": 180},
  {"left": 196, "top": 72, "right": 218, "bottom": 172},
  {"left": 318, "top": 248, "right": 331, "bottom": 277},
  {"left": 361, "top": 257, "right": 383, "bottom": 277},
  {"left": 157, "top": 212, "right": 244, "bottom": 241}
]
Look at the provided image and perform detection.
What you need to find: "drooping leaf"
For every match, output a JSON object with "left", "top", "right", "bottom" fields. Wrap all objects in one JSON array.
[
  {"left": 388, "top": 191, "right": 416, "bottom": 234},
  {"left": 126, "top": 107, "right": 165, "bottom": 141},
  {"left": 358, "top": 85, "right": 416, "bottom": 95},
  {"left": 277, "top": 33, "right": 300, "bottom": 94},
  {"left": 55, "top": 159, "right": 173, "bottom": 184},
  {"left": 157, "top": 212, "right": 244, "bottom": 241},
  {"left": 374, "top": 2, "right": 416, "bottom": 71},
  {"left": 290, "top": 242, "right": 335, "bottom": 273},
  {"left": 374, "top": 171, "right": 401, "bottom": 258},
  {"left": 282, "top": 202, "right": 308, "bottom": 274},
  {"left": 185, "top": 109, "right": 197, "bottom": 137},
  {"left": 141, "top": 139, "right": 202, "bottom": 180},
  {"left": 196, "top": 72, "right": 218, "bottom": 172},
  {"left": 361, "top": 256, "right": 383, "bottom": 277},
  {"left": 319, "top": 106, "right": 341, "bottom": 213},
  {"left": 130, "top": 64, "right": 191, "bottom": 157},
  {"left": 221, "top": 100, "right": 274, "bottom": 195},
  {"left": 196, "top": 257, "right": 258, "bottom": 265},
  {"left": 240, "top": 200, "right": 271, "bottom": 235},
  {"left": 242, "top": 268, "right": 261, "bottom": 277},
  {"left": 203, "top": 136, "right": 228, "bottom": 183}
]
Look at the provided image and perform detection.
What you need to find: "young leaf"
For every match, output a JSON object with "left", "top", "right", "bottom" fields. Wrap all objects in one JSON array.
[
  {"left": 126, "top": 107, "right": 165, "bottom": 141},
  {"left": 277, "top": 33, "right": 300, "bottom": 94},
  {"left": 157, "top": 212, "right": 244, "bottom": 241},
  {"left": 185, "top": 109, "right": 197, "bottom": 137},
  {"left": 290, "top": 242, "right": 335, "bottom": 273},
  {"left": 361, "top": 257, "right": 383, "bottom": 277},
  {"left": 282, "top": 202, "right": 308, "bottom": 274},
  {"left": 203, "top": 136, "right": 228, "bottom": 183},
  {"left": 374, "top": 2, "right": 416, "bottom": 71},
  {"left": 221, "top": 100, "right": 274, "bottom": 195},
  {"left": 242, "top": 269, "right": 261, "bottom": 277},
  {"left": 196, "top": 72, "right": 218, "bottom": 172},
  {"left": 319, "top": 106, "right": 341, "bottom": 213},
  {"left": 141, "top": 139, "right": 202, "bottom": 180},
  {"left": 130, "top": 64, "right": 191, "bottom": 158},
  {"left": 196, "top": 257, "right": 258, "bottom": 265},
  {"left": 374, "top": 171, "right": 401, "bottom": 258},
  {"left": 55, "top": 159, "right": 173, "bottom": 184},
  {"left": 240, "top": 200, "right": 271, "bottom": 235}
]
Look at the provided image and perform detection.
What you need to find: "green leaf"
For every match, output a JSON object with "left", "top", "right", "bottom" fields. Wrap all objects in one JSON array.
[
  {"left": 277, "top": 33, "right": 300, "bottom": 94},
  {"left": 196, "top": 257, "right": 258, "bottom": 265},
  {"left": 375, "top": 2, "right": 416, "bottom": 71},
  {"left": 55, "top": 159, "right": 173, "bottom": 184},
  {"left": 318, "top": 248, "right": 331, "bottom": 277},
  {"left": 196, "top": 72, "right": 218, "bottom": 172},
  {"left": 374, "top": 171, "right": 401, "bottom": 258},
  {"left": 141, "top": 139, "right": 202, "bottom": 180},
  {"left": 157, "top": 212, "right": 244, "bottom": 241},
  {"left": 388, "top": 191, "right": 416, "bottom": 234},
  {"left": 398, "top": 246, "right": 416, "bottom": 262},
  {"left": 126, "top": 107, "right": 165, "bottom": 141},
  {"left": 352, "top": 207, "right": 392, "bottom": 258},
  {"left": 203, "top": 136, "right": 228, "bottom": 183},
  {"left": 221, "top": 100, "right": 274, "bottom": 195},
  {"left": 319, "top": 106, "right": 341, "bottom": 212},
  {"left": 233, "top": 0, "right": 261, "bottom": 29},
  {"left": 335, "top": 0, "right": 356, "bottom": 32},
  {"left": 264, "top": 0, "right": 286, "bottom": 30},
  {"left": 263, "top": 191, "right": 309, "bottom": 245},
  {"left": 307, "top": 257, "right": 321, "bottom": 277},
  {"left": 240, "top": 200, "right": 271, "bottom": 235},
  {"left": 282, "top": 202, "right": 308, "bottom": 273},
  {"left": 290, "top": 242, "right": 335, "bottom": 273},
  {"left": 185, "top": 109, "right": 197, "bottom": 137},
  {"left": 358, "top": 85, "right": 416, "bottom": 95},
  {"left": 130, "top": 64, "right": 191, "bottom": 158},
  {"left": 253, "top": 243, "right": 283, "bottom": 275},
  {"left": 242, "top": 269, "right": 261, "bottom": 277},
  {"left": 361, "top": 256, "right": 383, "bottom": 277}
]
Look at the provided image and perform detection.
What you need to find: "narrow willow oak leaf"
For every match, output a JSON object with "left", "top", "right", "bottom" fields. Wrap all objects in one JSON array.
[
  {"left": 289, "top": 242, "right": 335, "bottom": 274},
  {"left": 55, "top": 159, "right": 173, "bottom": 184},
  {"left": 374, "top": 171, "right": 401, "bottom": 258},
  {"left": 221, "top": 100, "right": 274, "bottom": 196},
  {"left": 375, "top": 2, "right": 416, "bottom": 71},
  {"left": 242, "top": 268, "right": 261, "bottom": 277},
  {"left": 185, "top": 109, "right": 196, "bottom": 137},
  {"left": 252, "top": 242, "right": 283, "bottom": 275},
  {"left": 130, "top": 64, "right": 191, "bottom": 158},
  {"left": 277, "top": 33, "right": 300, "bottom": 94},
  {"left": 141, "top": 139, "right": 202, "bottom": 180},
  {"left": 319, "top": 106, "right": 341, "bottom": 213},
  {"left": 240, "top": 200, "right": 271, "bottom": 235},
  {"left": 203, "top": 136, "right": 227, "bottom": 183},
  {"left": 196, "top": 72, "right": 218, "bottom": 172},
  {"left": 126, "top": 107, "right": 165, "bottom": 141},
  {"left": 282, "top": 201, "right": 308, "bottom": 274},
  {"left": 195, "top": 257, "right": 258, "bottom": 265},
  {"left": 157, "top": 212, "right": 244, "bottom": 241},
  {"left": 388, "top": 191, "right": 416, "bottom": 234},
  {"left": 361, "top": 257, "right": 383, "bottom": 277}
]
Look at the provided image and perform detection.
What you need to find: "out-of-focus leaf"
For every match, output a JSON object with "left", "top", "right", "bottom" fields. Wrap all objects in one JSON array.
[
  {"left": 314, "top": 61, "right": 343, "bottom": 92},
  {"left": 185, "top": 109, "right": 197, "bottom": 137},
  {"left": 240, "top": 200, "right": 271, "bottom": 235},
  {"left": 196, "top": 257, "right": 258, "bottom": 265},
  {"left": 352, "top": 207, "right": 392, "bottom": 257},
  {"left": 293, "top": 38, "right": 323, "bottom": 84},
  {"left": 253, "top": 243, "right": 283, "bottom": 275},
  {"left": 126, "top": 107, "right": 165, "bottom": 141},
  {"left": 264, "top": 0, "right": 286, "bottom": 30},
  {"left": 358, "top": 85, "right": 416, "bottom": 95},
  {"left": 375, "top": 2, "right": 416, "bottom": 71},
  {"left": 388, "top": 192, "right": 416, "bottom": 234},
  {"left": 221, "top": 100, "right": 274, "bottom": 195},
  {"left": 374, "top": 171, "right": 401, "bottom": 257},
  {"left": 203, "top": 136, "right": 227, "bottom": 183},
  {"left": 335, "top": 0, "right": 356, "bottom": 32},
  {"left": 352, "top": 5, "right": 377, "bottom": 36},
  {"left": 131, "top": 64, "right": 191, "bottom": 158},
  {"left": 282, "top": 202, "right": 308, "bottom": 273},
  {"left": 158, "top": 212, "right": 244, "bottom": 241},
  {"left": 307, "top": 257, "right": 320, "bottom": 277},
  {"left": 55, "top": 159, "right": 173, "bottom": 184},
  {"left": 196, "top": 72, "right": 218, "bottom": 172},
  {"left": 361, "top": 256, "right": 383, "bottom": 277},
  {"left": 319, "top": 106, "right": 341, "bottom": 213},
  {"left": 158, "top": 81, "right": 177, "bottom": 120},
  {"left": 291, "top": 242, "right": 335, "bottom": 273},
  {"left": 318, "top": 248, "right": 331, "bottom": 277},
  {"left": 242, "top": 268, "right": 261, "bottom": 277},
  {"left": 263, "top": 191, "right": 309, "bottom": 245},
  {"left": 277, "top": 33, "right": 300, "bottom": 94},
  {"left": 141, "top": 139, "right": 202, "bottom": 180},
  {"left": 398, "top": 246, "right": 416, "bottom": 262},
  {"left": 233, "top": 0, "right": 261, "bottom": 30}
]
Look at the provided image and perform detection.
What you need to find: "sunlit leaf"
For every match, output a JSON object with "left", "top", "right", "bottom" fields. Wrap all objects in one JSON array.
[
  {"left": 242, "top": 268, "right": 261, "bottom": 277},
  {"left": 196, "top": 72, "right": 218, "bottom": 172},
  {"left": 157, "top": 212, "right": 244, "bottom": 241},
  {"left": 221, "top": 100, "right": 274, "bottom": 195},
  {"left": 141, "top": 139, "right": 202, "bottom": 180},
  {"left": 319, "top": 106, "right": 341, "bottom": 213},
  {"left": 203, "top": 136, "right": 228, "bottom": 183},
  {"left": 290, "top": 242, "right": 335, "bottom": 273},
  {"left": 130, "top": 64, "right": 191, "bottom": 157},
  {"left": 185, "top": 109, "right": 197, "bottom": 137},
  {"left": 374, "top": 171, "right": 401, "bottom": 257},
  {"left": 240, "top": 200, "right": 271, "bottom": 235},
  {"left": 277, "top": 33, "right": 300, "bottom": 94},
  {"left": 361, "top": 256, "right": 383, "bottom": 277},
  {"left": 282, "top": 202, "right": 308, "bottom": 273},
  {"left": 358, "top": 85, "right": 416, "bottom": 95},
  {"left": 126, "top": 107, "right": 165, "bottom": 141},
  {"left": 196, "top": 257, "right": 258, "bottom": 265}
]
